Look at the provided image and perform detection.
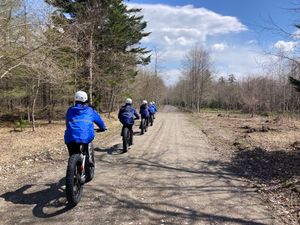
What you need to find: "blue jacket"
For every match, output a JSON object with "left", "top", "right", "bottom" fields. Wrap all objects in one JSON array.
[
  {"left": 64, "top": 103, "right": 106, "bottom": 144},
  {"left": 118, "top": 104, "right": 140, "bottom": 125},
  {"left": 148, "top": 105, "right": 155, "bottom": 114},
  {"left": 153, "top": 104, "right": 158, "bottom": 112},
  {"left": 140, "top": 105, "right": 150, "bottom": 118}
]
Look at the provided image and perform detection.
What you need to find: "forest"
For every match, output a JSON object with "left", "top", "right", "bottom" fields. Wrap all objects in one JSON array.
[
  {"left": 168, "top": 46, "right": 300, "bottom": 115},
  {"left": 2, "top": 0, "right": 300, "bottom": 128},
  {"left": 0, "top": 0, "right": 166, "bottom": 130}
]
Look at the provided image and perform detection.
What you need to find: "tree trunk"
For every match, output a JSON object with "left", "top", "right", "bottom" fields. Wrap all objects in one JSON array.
[
  {"left": 31, "top": 76, "right": 40, "bottom": 131},
  {"left": 89, "top": 32, "right": 94, "bottom": 105},
  {"left": 108, "top": 89, "right": 115, "bottom": 118},
  {"left": 26, "top": 97, "right": 30, "bottom": 122},
  {"left": 48, "top": 84, "right": 53, "bottom": 124},
  {"left": 42, "top": 83, "right": 48, "bottom": 108}
]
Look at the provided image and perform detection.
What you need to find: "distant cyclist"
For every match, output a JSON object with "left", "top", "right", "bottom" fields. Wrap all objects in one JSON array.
[
  {"left": 152, "top": 101, "right": 158, "bottom": 113},
  {"left": 151, "top": 101, "right": 158, "bottom": 118},
  {"left": 140, "top": 100, "right": 150, "bottom": 128},
  {"left": 148, "top": 102, "right": 155, "bottom": 125},
  {"left": 118, "top": 98, "right": 140, "bottom": 148},
  {"left": 64, "top": 91, "right": 107, "bottom": 166}
]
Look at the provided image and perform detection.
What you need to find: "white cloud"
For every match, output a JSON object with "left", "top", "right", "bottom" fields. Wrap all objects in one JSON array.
[
  {"left": 211, "top": 43, "right": 226, "bottom": 52},
  {"left": 164, "top": 36, "right": 191, "bottom": 46},
  {"left": 247, "top": 40, "right": 257, "bottom": 45},
  {"left": 127, "top": 3, "right": 251, "bottom": 86},
  {"left": 292, "top": 30, "right": 300, "bottom": 39},
  {"left": 161, "top": 69, "right": 183, "bottom": 86},
  {"left": 161, "top": 45, "right": 270, "bottom": 86},
  {"left": 211, "top": 44, "right": 270, "bottom": 78},
  {"left": 128, "top": 3, "right": 247, "bottom": 47},
  {"left": 274, "top": 41, "right": 297, "bottom": 53},
  {"left": 160, "top": 46, "right": 187, "bottom": 62}
]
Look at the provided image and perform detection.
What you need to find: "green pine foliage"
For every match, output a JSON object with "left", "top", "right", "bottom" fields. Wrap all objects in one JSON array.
[
  {"left": 46, "top": 0, "right": 151, "bottom": 109},
  {"left": 289, "top": 76, "right": 300, "bottom": 93},
  {"left": 0, "top": 0, "right": 156, "bottom": 122},
  {"left": 14, "top": 118, "right": 28, "bottom": 131}
]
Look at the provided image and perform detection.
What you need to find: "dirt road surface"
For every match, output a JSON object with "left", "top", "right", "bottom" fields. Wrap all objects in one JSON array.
[{"left": 0, "top": 106, "right": 275, "bottom": 225}]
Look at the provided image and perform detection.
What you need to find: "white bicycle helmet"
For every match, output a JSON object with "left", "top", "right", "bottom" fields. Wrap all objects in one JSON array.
[
  {"left": 142, "top": 100, "right": 148, "bottom": 105},
  {"left": 126, "top": 98, "right": 132, "bottom": 104},
  {"left": 75, "top": 91, "right": 88, "bottom": 103}
]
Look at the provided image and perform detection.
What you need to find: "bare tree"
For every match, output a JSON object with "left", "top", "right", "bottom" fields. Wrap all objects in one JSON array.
[{"left": 181, "top": 46, "right": 212, "bottom": 112}]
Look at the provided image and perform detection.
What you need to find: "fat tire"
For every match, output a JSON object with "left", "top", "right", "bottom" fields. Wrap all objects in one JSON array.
[
  {"left": 122, "top": 127, "right": 129, "bottom": 152},
  {"left": 141, "top": 119, "right": 145, "bottom": 135},
  {"left": 66, "top": 154, "right": 83, "bottom": 207}
]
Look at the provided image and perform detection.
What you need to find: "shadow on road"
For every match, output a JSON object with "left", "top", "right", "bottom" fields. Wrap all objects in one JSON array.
[
  {"left": 133, "top": 131, "right": 141, "bottom": 136},
  {"left": 0, "top": 177, "right": 72, "bottom": 218},
  {"left": 95, "top": 144, "right": 125, "bottom": 155},
  {"left": 226, "top": 147, "right": 300, "bottom": 182},
  {"left": 101, "top": 155, "right": 242, "bottom": 182},
  {"left": 91, "top": 186, "right": 268, "bottom": 225},
  {"left": 94, "top": 152, "right": 272, "bottom": 224}
]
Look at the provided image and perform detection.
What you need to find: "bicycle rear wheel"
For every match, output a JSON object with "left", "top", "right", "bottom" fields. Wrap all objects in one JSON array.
[
  {"left": 122, "top": 127, "right": 129, "bottom": 152},
  {"left": 141, "top": 119, "right": 145, "bottom": 135}
]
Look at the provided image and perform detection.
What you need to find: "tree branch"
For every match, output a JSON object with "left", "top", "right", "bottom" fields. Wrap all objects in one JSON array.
[{"left": 0, "top": 62, "right": 22, "bottom": 79}]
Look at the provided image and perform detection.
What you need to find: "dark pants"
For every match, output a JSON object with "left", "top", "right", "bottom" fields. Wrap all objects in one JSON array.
[
  {"left": 149, "top": 114, "right": 154, "bottom": 124},
  {"left": 140, "top": 117, "right": 149, "bottom": 127},
  {"left": 121, "top": 124, "right": 133, "bottom": 135},
  {"left": 66, "top": 143, "right": 88, "bottom": 156}
]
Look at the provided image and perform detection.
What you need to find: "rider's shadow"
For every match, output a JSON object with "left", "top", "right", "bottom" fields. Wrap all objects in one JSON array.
[
  {"left": 0, "top": 177, "right": 72, "bottom": 218},
  {"left": 133, "top": 131, "right": 141, "bottom": 136},
  {"left": 95, "top": 144, "right": 125, "bottom": 155}
]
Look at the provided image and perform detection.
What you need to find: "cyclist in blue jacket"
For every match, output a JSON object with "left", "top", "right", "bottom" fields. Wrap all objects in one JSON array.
[
  {"left": 152, "top": 102, "right": 158, "bottom": 118},
  {"left": 149, "top": 102, "right": 157, "bottom": 114},
  {"left": 148, "top": 102, "right": 155, "bottom": 125},
  {"left": 118, "top": 98, "right": 140, "bottom": 147},
  {"left": 64, "top": 91, "right": 107, "bottom": 161},
  {"left": 153, "top": 101, "right": 158, "bottom": 112},
  {"left": 140, "top": 100, "right": 150, "bottom": 127}
]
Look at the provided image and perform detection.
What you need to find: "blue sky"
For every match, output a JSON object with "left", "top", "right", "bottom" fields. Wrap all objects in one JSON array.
[{"left": 127, "top": 0, "right": 300, "bottom": 85}]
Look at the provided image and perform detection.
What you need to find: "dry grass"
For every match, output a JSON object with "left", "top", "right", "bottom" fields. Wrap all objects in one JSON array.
[
  {"left": 0, "top": 112, "right": 121, "bottom": 191},
  {"left": 192, "top": 112, "right": 300, "bottom": 151},
  {"left": 0, "top": 122, "right": 65, "bottom": 164}
]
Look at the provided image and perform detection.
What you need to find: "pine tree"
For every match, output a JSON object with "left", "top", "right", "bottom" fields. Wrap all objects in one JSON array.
[
  {"left": 289, "top": 76, "right": 300, "bottom": 92},
  {"left": 46, "top": 0, "right": 151, "bottom": 106}
]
